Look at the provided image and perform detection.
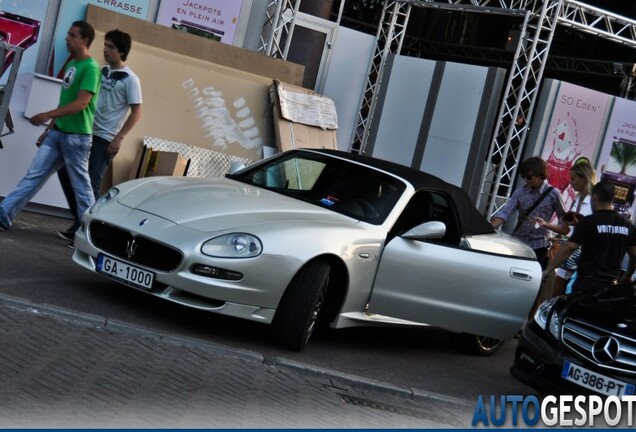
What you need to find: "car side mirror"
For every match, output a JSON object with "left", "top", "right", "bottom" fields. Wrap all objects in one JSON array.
[{"left": 402, "top": 221, "right": 446, "bottom": 240}]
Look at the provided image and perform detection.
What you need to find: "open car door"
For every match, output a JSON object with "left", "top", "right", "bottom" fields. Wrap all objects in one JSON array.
[{"left": 367, "top": 227, "right": 541, "bottom": 340}]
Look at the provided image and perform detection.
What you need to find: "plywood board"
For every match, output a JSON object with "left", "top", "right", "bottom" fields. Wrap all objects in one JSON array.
[
  {"left": 87, "top": 5, "right": 304, "bottom": 85},
  {"left": 85, "top": 4, "right": 305, "bottom": 187}
]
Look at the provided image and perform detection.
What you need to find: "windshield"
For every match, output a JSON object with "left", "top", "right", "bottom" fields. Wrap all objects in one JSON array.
[{"left": 228, "top": 151, "right": 406, "bottom": 224}]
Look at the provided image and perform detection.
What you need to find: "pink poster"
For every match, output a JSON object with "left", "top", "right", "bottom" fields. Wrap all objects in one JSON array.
[
  {"left": 596, "top": 97, "right": 636, "bottom": 219},
  {"left": 540, "top": 82, "right": 611, "bottom": 211}
]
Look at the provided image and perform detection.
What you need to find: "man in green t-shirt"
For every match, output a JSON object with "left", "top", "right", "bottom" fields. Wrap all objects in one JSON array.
[{"left": 0, "top": 21, "right": 101, "bottom": 241}]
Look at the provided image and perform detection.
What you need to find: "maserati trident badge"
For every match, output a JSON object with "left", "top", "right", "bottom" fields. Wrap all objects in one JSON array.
[{"left": 126, "top": 238, "right": 138, "bottom": 260}]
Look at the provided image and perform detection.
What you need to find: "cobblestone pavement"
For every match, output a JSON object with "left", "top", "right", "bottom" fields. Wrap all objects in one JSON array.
[{"left": 0, "top": 293, "right": 475, "bottom": 428}]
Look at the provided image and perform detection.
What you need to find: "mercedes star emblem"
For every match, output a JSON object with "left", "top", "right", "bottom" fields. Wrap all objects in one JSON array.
[{"left": 591, "top": 336, "right": 620, "bottom": 364}]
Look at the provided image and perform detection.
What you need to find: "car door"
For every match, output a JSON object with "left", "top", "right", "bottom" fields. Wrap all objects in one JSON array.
[{"left": 367, "top": 191, "right": 541, "bottom": 340}]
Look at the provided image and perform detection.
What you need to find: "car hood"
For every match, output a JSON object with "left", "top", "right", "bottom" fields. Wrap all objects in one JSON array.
[
  {"left": 115, "top": 176, "right": 355, "bottom": 231},
  {"left": 560, "top": 284, "right": 636, "bottom": 338}
]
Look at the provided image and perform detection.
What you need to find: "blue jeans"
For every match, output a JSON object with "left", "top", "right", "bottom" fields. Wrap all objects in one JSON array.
[
  {"left": 0, "top": 129, "right": 94, "bottom": 230},
  {"left": 88, "top": 135, "right": 114, "bottom": 199},
  {"left": 58, "top": 135, "right": 112, "bottom": 228}
]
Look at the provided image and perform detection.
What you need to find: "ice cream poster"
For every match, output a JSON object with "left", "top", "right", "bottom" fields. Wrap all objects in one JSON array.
[{"left": 540, "top": 81, "right": 611, "bottom": 211}]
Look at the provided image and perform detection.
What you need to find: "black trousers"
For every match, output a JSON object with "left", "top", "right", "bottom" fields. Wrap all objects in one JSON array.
[
  {"left": 534, "top": 247, "right": 548, "bottom": 270},
  {"left": 571, "top": 273, "right": 614, "bottom": 294}
]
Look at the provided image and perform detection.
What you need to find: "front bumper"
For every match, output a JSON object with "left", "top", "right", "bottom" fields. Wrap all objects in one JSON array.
[
  {"left": 71, "top": 217, "right": 289, "bottom": 324},
  {"left": 510, "top": 320, "right": 635, "bottom": 396}
]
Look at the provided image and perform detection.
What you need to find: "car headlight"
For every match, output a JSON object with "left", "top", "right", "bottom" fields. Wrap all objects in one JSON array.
[
  {"left": 202, "top": 233, "right": 262, "bottom": 258},
  {"left": 89, "top": 187, "right": 119, "bottom": 214},
  {"left": 548, "top": 307, "right": 563, "bottom": 339},
  {"left": 533, "top": 297, "right": 562, "bottom": 338}
]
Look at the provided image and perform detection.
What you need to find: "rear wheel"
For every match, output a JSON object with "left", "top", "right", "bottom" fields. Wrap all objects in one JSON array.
[
  {"left": 271, "top": 260, "right": 330, "bottom": 351},
  {"left": 448, "top": 332, "right": 505, "bottom": 356}
]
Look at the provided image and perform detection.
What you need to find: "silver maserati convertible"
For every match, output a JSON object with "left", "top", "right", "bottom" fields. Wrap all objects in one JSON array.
[{"left": 73, "top": 148, "right": 541, "bottom": 354}]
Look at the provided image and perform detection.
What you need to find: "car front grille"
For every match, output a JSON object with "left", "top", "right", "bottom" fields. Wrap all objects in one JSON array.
[
  {"left": 89, "top": 221, "right": 183, "bottom": 272},
  {"left": 562, "top": 318, "right": 636, "bottom": 375}
]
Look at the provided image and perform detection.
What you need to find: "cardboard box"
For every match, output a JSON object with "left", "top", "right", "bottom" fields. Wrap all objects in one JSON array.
[
  {"left": 128, "top": 144, "right": 153, "bottom": 179},
  {"left": 128, "top": 146, "right": 190, "bottom": 179},
  {"left": 270, "top": 80, "right": 338, "bottom": 152},
  {"left": 145, "top": 150, "right": 189, "bottom": 177}
]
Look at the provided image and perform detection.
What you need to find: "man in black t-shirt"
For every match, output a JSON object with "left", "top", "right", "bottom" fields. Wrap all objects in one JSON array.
[{"left": 543, "top": 181, "right": 636, "bottom": 294}]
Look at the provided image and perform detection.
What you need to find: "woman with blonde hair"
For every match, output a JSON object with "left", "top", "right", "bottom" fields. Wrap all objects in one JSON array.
[{"left": 534, "top": 157, "right": 597, "bottom": 296}]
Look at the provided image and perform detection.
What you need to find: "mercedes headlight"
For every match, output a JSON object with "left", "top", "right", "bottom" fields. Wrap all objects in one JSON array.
[
  {"left": 533, "top": 297, "right": 562, "bottom": 338},
  {"left": 202, "top": 233, "right": 262, "bottom": 258},
  {"left": 548, "top": 308, "right": 563, "bottom": 339},
  {"left": 89, "top": 187, "right": 119, "bottom": 214}
]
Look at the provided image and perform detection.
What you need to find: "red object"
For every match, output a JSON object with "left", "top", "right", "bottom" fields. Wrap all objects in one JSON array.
[{"left": 0, "top": 11, "right": 40, "bottom": 75}]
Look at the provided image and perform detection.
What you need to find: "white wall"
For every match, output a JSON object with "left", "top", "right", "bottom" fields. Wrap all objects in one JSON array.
[
  {"left": 367, "top": 54, "right": 503, "bottom": 190},
  {"left": 322, "top": 27, "right": 375, "bottom": 151},
  {"left": 371, "top": 55, "right": 436, "bottom": 167},
  {"left": 420, "top": 62, "right": 488, "bottom": 185},
  {"left": 0, "top": 73, "right": 66, "bottom": 208}
]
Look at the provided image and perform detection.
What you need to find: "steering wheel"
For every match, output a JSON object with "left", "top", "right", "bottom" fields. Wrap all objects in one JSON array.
[{"left": 351, "top": 199, "right": 379, "bottom": 219}]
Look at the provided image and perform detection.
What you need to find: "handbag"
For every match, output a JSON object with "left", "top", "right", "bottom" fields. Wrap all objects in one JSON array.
[{"left": 563, "top": 246, "right": 582, "bottom": 271}]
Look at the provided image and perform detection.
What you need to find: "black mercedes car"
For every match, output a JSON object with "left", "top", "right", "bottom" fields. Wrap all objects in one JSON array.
[{"left": 511, "top": 283, "right": 636, "bottom": 396}]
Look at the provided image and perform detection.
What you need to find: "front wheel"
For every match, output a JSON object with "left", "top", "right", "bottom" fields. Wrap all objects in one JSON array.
[
  {"left": 448, "top": 332, "right": 505, "bottom": 356},
  {"left": 271, "top": 260, "right": 330, "bottom": 351}
]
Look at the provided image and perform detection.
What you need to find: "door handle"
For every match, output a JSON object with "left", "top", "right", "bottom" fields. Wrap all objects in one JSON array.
[{"left": 510, "top": 268, "right": 533, "bottom": 281}]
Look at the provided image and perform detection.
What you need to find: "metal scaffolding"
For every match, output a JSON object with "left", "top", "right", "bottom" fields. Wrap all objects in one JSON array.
[
  {"left": 478, "top": 0, "right": 562, "bottom": 216},
  {"left": 354, "top": 2, "right": 413, "bottom": 160},
  {"left": 349, "top": 0, "right": 636, "bottom": 217},
  {"left": 260, "top": 0, "right": 636, "bottom": 217},
  {"left": 0, "top": 41, "right": 24, "bottom": 149},
  {"left": 258, "top": 0, "right": 301, "bottom": 59}
]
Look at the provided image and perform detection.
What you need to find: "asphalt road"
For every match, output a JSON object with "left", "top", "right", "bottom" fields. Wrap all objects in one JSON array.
[{"left": 0, "top": 209, "right": 536, "bottom": 405}]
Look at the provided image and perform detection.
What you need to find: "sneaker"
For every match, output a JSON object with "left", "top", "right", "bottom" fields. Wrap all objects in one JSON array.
[{"left": 58, "top": 228, "right": 76, "bottom": 241}]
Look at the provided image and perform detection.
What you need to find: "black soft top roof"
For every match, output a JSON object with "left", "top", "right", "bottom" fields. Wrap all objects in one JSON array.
[{"left": 310, "top": 149, "right": 495, "bottom": 236}]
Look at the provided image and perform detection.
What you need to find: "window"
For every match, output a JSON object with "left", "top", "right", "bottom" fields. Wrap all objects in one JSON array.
[{"left": 391, "top": 191, "right": 460, "bottom": 246}]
